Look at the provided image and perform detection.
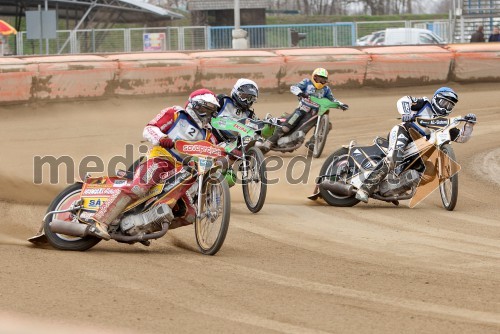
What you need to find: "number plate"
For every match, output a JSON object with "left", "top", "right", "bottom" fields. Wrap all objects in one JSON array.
[{"left": 198, "top": 158, "right": 212, "bottom": 172}]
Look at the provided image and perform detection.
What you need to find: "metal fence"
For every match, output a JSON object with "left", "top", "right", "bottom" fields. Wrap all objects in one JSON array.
[{"left": 11, "top": 19, "right": 451, "bottom": 56}]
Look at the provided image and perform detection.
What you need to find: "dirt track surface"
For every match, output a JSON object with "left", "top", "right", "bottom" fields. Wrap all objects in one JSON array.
[{"left": 0, "top": 83, "right": 499, "bottom": 333}]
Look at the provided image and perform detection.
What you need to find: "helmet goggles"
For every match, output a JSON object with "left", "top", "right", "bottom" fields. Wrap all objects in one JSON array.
[
  {"left": 314, "top": 75, "right": 328, "bottom": 85},
  {"left": 436, "top": 96, "right": 456, "bottom": 113},
  {"left": 196, "top": 101, "right": 219, "bottom": 115},
  {"left": 237, "top": 91, "right": 257, "bottom": 103}
]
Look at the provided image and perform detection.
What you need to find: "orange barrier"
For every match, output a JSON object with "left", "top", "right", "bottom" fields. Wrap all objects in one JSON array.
[
  {"left": 189, "top": 50, "right": 284, "bottom": 92},
  {"left": 275, "top": 48, "right": 369, "bottom": 89},
  {"left": 363, "top": 46, "right": 453, "bottom": 86},
  {"left": 447, "top": 44, "right": 500, "bottom": 82},
  {"left": 1, "top": 45, "right": 499, "bottom": 104},
  {"left": 107, "top": 53, "right": 198, "bottom": 96},
  {"left": 29, "top": 55, "right": 117, "bottom": 100},
  {"left": 0, "top": 57, "right": 36, "bottom": 102}
]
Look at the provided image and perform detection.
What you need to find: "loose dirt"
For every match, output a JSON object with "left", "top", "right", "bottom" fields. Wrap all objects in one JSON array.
[{"left": 0, "top": 83, "right": 499, "bottom": 333}]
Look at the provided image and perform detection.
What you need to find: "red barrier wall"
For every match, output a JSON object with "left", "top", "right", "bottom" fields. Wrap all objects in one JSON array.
[
  {"left": 447, "top": 44, "right": 500, "bottom": 82},
  {"left": 0, "top": 45, "right": 499, "bottom": 104},
  {"left": 363, "top": 46, "right": 453, "bottom": 86},
  {"left": 0, "top": 58, "right": 36, "bottom": 102},
  {"left": 29, "top": 55, "right": 117, "bottom": 100},
  {"left": 189, "top": 50, "right": 284, "bottom": 92},
  {"left": 275, "top": 48, "right": 369, "bottom": 89},
  {"left": 107, "top": 53, "right": 198, "bottom": 96}
]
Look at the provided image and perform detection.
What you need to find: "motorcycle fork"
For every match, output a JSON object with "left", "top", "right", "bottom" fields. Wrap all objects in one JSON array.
[
  {"left": 196, "top": 173, "right": 204, "bottom": 219},
  {"left": 312, "top": 114, "right": 322, "bottom": 143},
  {"left": 196, "top": 172, "right": 220, "bottom": 220}
]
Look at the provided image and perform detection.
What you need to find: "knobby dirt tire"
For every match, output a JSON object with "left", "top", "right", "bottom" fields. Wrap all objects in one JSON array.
[
  {"left": 195, "top": 174, "right": 231, "bottom": 255},
  {"left": 44, "top": 183, "right": 101, "bottom": 251},
  {"left": 242, "top": 147, "right": 267, "bottom": 213},
  {"left": 438, "top": 144, "right": 459, "bottom": 211},
  {"left": 311, "top": 115, "right": 330, "bottom": 159}
]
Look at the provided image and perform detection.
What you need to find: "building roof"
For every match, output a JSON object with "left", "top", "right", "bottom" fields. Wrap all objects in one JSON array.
[
  {"left": 187, "top": 0, "right": 268, "bottom": 11},
  {"left": 0, "top": 0, "right": 183, "bottom": 25}
]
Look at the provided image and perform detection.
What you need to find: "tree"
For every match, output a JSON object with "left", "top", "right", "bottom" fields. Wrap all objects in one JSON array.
[{"left": 267, "top": 0, "right": 432, "bottom": 15}]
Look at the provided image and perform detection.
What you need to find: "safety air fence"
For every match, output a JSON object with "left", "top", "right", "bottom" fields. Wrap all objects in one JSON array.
[{"left": 0, "top": 44, "right": 499, "bottom": 104}]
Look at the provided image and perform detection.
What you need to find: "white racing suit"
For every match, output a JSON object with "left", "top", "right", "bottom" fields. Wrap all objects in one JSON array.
[
  {"left": 212, "top": 95, "right": 256, "bottom": 142},
  {"left": 356, "top": 96, "right": 474, "bottom": 202}
]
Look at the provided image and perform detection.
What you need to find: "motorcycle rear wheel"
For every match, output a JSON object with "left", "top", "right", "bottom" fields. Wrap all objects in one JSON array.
[
  {"left": 195, "top": 174, "right": 231, "bottom": 255},
  {"left": 241, "top": 147, "right": 267, "bottom": 213},
  {"left": 44, "top": 183, "right": 101, "bottom": 251},
  {"left": 438, "top": 144, "right": 459, "bottom": 211},
  {"left": 319, "top": 148, "right": 360, "bottom": 207}
]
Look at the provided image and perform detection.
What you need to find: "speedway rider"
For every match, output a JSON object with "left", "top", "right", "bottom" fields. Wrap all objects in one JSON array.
[
  {"left": 355, "top": 87, "right": 477, "bottom": 203},
  {"left": 212, "top": 78, "right": 259, "bottom": 142},
  {"left": 260, "top": 68, "right": 349, "bottom": 152},
  {"left": 91, "top": 89, "right": 221, "bottom": 240}
]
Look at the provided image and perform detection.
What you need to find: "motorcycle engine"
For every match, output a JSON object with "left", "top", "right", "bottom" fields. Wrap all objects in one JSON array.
[
  {"left": 378, "top": 170, "right": 420, "bottom": 197},
  {"left": 277, "top": 130, "right": 305, "bottom": 147},
  {"left": 120, "top": 203, "right": 174, "bottom": 236}
]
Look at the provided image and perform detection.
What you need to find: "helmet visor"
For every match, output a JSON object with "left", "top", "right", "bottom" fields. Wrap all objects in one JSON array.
[
  {"left": 238, "top": 91, "right": 257, "bottom": 103},
  {"left": 314, "top": 75, "right": 328, "bottom": 84},
  {"left": 437, "top": 98, "right": 455, "bottom": 112},
  {"left": 197, "top": 101, "right": 219, "bottom": 115}
]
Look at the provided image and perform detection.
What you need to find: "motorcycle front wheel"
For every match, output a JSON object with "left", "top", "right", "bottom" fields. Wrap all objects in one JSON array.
[
  {"left": 44, "top": 183, "right": 101, "bottom": 251},
  {"left": 195, "top": 173, "right": 231, "bottom": 255},
  {"left": 310, "top": 115, "right": 330, "bottom": 158},
  {"left": 438, "top": 144, "right": 459, "bottom": 211},
  {"left": 241, "top": 147, "right": 267, "bottom": 213}
]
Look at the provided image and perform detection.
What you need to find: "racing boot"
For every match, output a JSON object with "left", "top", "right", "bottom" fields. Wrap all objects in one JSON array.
[
  {"left": 261, "top": 127, "right": 284, "bottom": 152},
  {"left": 91, "top": 191, "right": 133, "bottom": 240},
  {"left": 355, "top": 162, "right": 390, "bottom": 203},
  {"left": 304, "top": 137, "right": 315, "bottom": 151}
]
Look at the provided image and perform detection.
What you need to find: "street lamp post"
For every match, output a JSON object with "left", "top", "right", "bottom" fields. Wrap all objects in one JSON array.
[{"left": 232, "top": 0, "right": 248, "bottom": 49}]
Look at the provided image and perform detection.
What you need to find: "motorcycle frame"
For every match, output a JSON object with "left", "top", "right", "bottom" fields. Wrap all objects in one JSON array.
[{"left": 343, "top": 117, "right": 471, "bottom": 192}]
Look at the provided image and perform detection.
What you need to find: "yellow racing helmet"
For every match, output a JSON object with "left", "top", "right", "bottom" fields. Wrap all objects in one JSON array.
[{"left": 311, "top": 68, "right": 329, "bottom": 90}]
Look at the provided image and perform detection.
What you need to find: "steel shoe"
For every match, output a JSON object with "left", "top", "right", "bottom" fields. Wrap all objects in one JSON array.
[{"left": 355, "top": 189, "right": 369, "bottom": 203}]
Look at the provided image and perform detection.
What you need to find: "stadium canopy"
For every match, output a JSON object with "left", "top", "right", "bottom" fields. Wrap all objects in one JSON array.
[{"left": 0, "top": 0, "right": 184, "bottom": 31}]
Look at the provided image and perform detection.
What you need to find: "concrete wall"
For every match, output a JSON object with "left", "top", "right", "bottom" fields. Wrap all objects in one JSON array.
[{"left": 1, "top": 44, "right": 500, "bottom": 104}]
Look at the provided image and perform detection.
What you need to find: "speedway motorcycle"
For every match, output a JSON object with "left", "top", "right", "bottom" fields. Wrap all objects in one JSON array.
[
  {"left": 309, "top": 116, "right": 476, "bottom": 210},
  {"left": 258, "top": 96, "right": 344, "bottom": 158},
  {"left": 28, "top": 140, "right": 231, "bottom": 255},
  {"left": 210, "top": 116, "right": 269, "bottom": 213}
]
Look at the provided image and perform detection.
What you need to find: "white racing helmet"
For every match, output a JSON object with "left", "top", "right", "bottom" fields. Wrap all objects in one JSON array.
[
  {"left": 431, "top": 87, "right": 458, "bottom": 116},
  {"left": 231, "top": 78, "right": 259, "bottom": 110}
]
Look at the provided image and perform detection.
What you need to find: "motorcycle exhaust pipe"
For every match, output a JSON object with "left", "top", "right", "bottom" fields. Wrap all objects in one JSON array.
[
  {"left": 320, "top": 180, "right": 356, "bottom": 196},
  {"left": 49, "top": 219, "right": 90, "bottom": 237}
]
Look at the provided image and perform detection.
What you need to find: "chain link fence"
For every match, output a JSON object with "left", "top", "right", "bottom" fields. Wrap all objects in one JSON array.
[{"left": 13, "top": 20, "right": 451, "bottom": 56}]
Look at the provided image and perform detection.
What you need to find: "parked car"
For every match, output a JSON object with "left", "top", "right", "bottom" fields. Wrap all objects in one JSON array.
[
  {"left": 366, "top": 30, "right": 385, "bottom": 46},
  {"left": 356, "top": 34, "right": 371, "bottom": 46},
  {"left": 382, "top": 28, "right": 445, "bottom": 45}
]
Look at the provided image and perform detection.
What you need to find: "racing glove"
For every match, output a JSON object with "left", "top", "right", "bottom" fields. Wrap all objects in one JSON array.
[
  {"left": 298, "top": 92, "right": 309, "bottom": 99},
  {"left": 338, "top": 102, "right": 349, "bottom": 111},
  {"left": 401, "top": 114, "right": 415, "bottom": 122},
  {"left": 159, "top": 136, "right": 174, "bottom": 149},
  {"left": 464, "top": 113, "right": 477, "bottom": 122}
]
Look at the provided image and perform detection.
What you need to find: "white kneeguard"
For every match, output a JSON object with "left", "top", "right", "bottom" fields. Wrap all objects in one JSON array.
[{"left": 387, "top": 124, "right": 409, "bottom": 170}]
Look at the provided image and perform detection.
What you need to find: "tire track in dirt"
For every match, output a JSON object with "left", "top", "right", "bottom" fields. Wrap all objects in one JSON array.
[
  {"left": 174, "top": 256, "right": 500, "bottom": 326},
  {"left": 1, "top": 85, "right": 499, "bottom": 333}
]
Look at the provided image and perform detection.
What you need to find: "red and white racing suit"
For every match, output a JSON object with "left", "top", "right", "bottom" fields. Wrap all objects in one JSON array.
[
  {"left": 130, "top": 105, "right": 217, "bottom": 198},
  {"left": 93, "top": 106, "right": 217, "bottom": 227}
]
